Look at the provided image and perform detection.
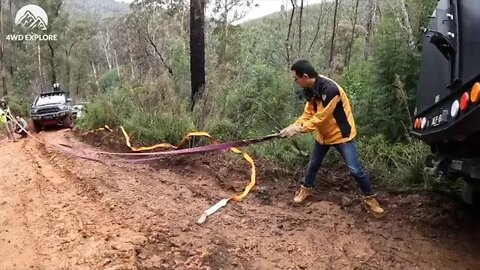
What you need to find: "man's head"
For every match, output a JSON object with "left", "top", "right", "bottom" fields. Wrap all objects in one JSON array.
[
  {"left": 290, "top": 60, "right": 317, "bottom": 89},
  {"left": 0, "top": 99, "right": 6, "bottom": 107}
]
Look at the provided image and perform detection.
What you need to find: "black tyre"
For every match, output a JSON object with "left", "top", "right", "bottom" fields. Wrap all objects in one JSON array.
[
  {"left": 63, "top": 113, "right": 74, "bottom": 128},
  {"left": 30, "top": 119, "right": 42, "bottom": 133},
  {"left": 462, "top": 182, "right": 480, "bottom": 207}
]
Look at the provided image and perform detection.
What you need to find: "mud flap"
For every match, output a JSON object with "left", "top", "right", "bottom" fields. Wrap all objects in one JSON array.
[{"left": 462, "top": 182, "right": 480, "bottom": 207}]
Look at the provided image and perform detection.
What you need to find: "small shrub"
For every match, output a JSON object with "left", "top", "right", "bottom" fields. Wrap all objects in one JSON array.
[{"left": 356, "top": 134, "right": 431, "bottom": 189}]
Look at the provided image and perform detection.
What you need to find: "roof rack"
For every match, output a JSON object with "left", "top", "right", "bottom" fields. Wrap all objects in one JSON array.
[{"left": 39, "top": 91, "right": 67, "bottom": 97}]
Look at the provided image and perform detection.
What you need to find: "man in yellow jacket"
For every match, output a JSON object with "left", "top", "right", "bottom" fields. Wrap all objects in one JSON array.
[
  {"left": 0, "top": 99, "right": 15, "bottom": 142},
  {"left": 280, "top": 60, "right": 384, "bottom": 215}
]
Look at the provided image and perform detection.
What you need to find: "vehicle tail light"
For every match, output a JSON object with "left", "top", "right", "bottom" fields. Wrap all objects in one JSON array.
[
  {"left": 421, "top": 117, "right": 427, "bottom": 129},
  {"left": 471, "top": 82, "right": 480, "bottom": 103},
  {"left": 460, "top": 92, "right": 470, "bottom": 111},
  {"left": 414, "top": 118, "right": 420, "bottom": 129},
  {"left": 451, "top": 100, "right": 460, "bottom": 118}
]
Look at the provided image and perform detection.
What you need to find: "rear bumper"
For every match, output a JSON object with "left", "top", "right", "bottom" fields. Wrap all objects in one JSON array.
[
  {"left": 424, "top": 155, "right": 480, "bottom": 180},
  {"left": 410, "top": 104, "right": 480, "bottom": 144}
]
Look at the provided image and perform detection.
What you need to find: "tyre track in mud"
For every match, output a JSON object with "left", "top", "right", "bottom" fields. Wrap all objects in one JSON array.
[
  {"left": 17, "top": 136, "right": 140, "bottom": 269},
  {"left": 0, "top": 130, "right": 479, "bottom": 269}
]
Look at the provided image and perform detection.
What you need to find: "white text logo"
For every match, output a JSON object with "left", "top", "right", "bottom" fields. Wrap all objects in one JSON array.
[{"left": 6, "top": 4, "right": 58, "bottom": 41}]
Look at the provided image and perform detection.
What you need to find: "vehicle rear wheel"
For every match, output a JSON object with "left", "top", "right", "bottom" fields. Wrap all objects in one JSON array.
[{"left": 63, "top": 114, "right": 74, "bottom": 129}]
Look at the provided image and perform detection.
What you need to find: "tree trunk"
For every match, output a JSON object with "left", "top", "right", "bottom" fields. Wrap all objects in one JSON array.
[
  {"left": 127, "top": 30, "right": 135, "bottom": 81},
  {"left": 298, "top": 0, "right": 303, "bottom": 57},
  {"left": 37, "top": 43, "right": 43, "bottom": 93},
  {"left": 9, "top": 0, "right": 18, "bottom": 79},
  {"left": 76, "top": 72, "right": 80, "bottom": 97},
  {"left": 114, "top": 49, "right": 120, "bottom": 79},
  {"left": 180, "top": 2, "right": 186, "bottom": 38},
  {"left": 328, "top": 0, "right": 339, "bottom": 68},
  {"left": 399, "top": 0, "right": 416, "bottom": 51},
  {"left": 0, "top": 0, "right": 7, "bottom": 96},
  {"left": 48, "top": 41, "right": 56, "bottom": 86},
  {"left": 91, "top": 61, "right": 98, "bottom": 86},
  {"left": 101, "top": 29, "right": 112, "bottom": 71},
  {"left": 8, "top": 0, "right": 14, "bottom": 78},
  {"left": 285, "top": 0, "right": 295, "bottom": 64},
  {"left": 308, "top": 0, "right": 324, "bottom": 53},
  {"left": 190, "top": 0, "right": 206, "bottom": 110},
  {"left": 345, "top": 0, "right": 360, "bottom": 68},
  {"left": 364, "top": 0, "right": 379, "bottom": 60},
  {"left": 65, "top": 50, "right": 71, "bottom": 91},
  {"left": 218, "top": 0, "right": 228, "bottom": 63}
]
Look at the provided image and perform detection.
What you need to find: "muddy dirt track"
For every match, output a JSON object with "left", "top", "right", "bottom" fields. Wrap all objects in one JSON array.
[{"left": 0, "top": 129, "right": 479, "bottom": 270}]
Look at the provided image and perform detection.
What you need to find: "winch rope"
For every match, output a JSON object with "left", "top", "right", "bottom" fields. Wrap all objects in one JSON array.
[{"left": 8, "top": 117, "right": 280, "bottom": 224}]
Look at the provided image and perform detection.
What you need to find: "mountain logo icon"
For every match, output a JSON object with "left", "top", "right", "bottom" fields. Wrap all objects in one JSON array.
[{"left": 14, "top": 4, "right": 48, "bottom": 31}]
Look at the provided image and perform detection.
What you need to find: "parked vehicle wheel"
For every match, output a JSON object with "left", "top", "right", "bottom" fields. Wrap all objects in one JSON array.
[
  {"left": 63, "top": 114, "right": 74, "bottom": 129},
  {"left": 29, "top": 119, "right": 42, "bottom": 133}
]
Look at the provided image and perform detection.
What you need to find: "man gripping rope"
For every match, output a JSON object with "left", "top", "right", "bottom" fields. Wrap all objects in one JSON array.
[
  {"left": 280, "top": 60, "right": 384, "bottom": 215},
  {"left": 0, "top": 99, "right": 16, "bottom": 142},
  {"left": 14, "top": 115, "right": 29, "bottom": 138}
]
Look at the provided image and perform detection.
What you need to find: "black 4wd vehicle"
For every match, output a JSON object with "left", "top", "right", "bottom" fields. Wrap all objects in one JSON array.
[
  {"left": 411, "top": 0, "right": 480, "bottom": 205},
  {"left": 30, "top": 91, "right": 74, "bottom": 132}
]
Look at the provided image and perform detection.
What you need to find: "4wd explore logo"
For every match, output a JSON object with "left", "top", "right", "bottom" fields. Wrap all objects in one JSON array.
[
  {"left": 5, "top": 4, "right": 58, "bottom": 41},
  {"left": 15, "top": 4, "right": 48, "bottom": 30}
]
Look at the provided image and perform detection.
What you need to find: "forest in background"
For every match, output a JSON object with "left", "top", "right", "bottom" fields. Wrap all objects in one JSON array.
[{"left": 0, "top": 0, "right": 439, "bottom": 189}]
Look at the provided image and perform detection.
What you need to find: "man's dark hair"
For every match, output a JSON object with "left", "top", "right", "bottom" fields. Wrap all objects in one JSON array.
[{"left": 290, "top": 60, "right": 318, "bottom": 78}]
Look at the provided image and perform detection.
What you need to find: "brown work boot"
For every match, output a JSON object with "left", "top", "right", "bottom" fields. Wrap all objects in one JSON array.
[
  {"left": 363, "top": 195, "right": 384, "bottom": 215},
  {"left": 293, "top": 185, "right": 312, "bottom": 204}
]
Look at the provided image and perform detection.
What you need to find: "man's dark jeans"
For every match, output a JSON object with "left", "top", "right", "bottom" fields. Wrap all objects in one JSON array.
[{"left": 303, "top": 140, "right": 373, "bottom": 196}]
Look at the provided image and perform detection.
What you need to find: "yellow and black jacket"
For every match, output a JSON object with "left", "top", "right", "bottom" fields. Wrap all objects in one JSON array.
[{"left": 294, "top": 75, "right": 357, "bottom": 145}]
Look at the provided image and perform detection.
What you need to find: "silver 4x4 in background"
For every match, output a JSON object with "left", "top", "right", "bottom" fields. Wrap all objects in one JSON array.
[{"left": 30, "top": 91, "right": 74, "bottom": 132}]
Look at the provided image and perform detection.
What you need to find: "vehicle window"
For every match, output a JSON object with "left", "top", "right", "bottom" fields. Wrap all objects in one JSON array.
[{"left": 35, "top": 95, "right": 66, "bottom": 106}]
